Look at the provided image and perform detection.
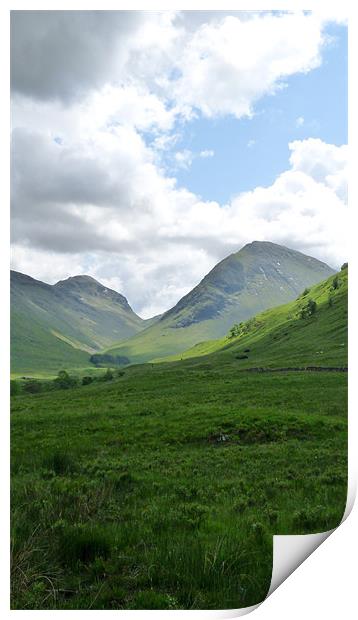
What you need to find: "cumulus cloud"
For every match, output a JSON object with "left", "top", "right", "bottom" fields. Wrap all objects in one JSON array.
[
  {"left": 12, "top": 10, "right": 330, "bottom": 121},
  {"left": 10, "top": 11, "right": 164, "bottom": 103},
  {"left": 11, "top": 132, "right": 347, "bottom": 315},
  {"left": 170, "top": 12, "right": 325, "bottom": 119},
  {"left": 10, "top": 10, "right": 347, "bottom": 316}
]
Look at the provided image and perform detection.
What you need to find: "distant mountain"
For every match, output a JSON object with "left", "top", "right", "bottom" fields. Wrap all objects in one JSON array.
[
  {"left": 11, "top": 271, "right": 146, "bottom": 374},
  {"left": 106, "top": 241, "right": 335, "bottom": 364},
  {"left": 161, "top": 267, "right": 348, "bottom": 368}
]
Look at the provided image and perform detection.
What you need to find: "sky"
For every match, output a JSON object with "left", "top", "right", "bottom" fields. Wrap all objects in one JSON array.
[{"left": 10, "top": 10, "right": 348, "bottom": 318}]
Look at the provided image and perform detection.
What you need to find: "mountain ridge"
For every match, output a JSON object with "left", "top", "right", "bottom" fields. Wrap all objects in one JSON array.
[
  {"left": 10, "top": 269, "right": 147, "bottom": 374},
  {"left": 106, "top": 241, "right": 335, "bottom": 364},
  {"left": 11, "top": 241, "right": 336, "bottom": 373}
]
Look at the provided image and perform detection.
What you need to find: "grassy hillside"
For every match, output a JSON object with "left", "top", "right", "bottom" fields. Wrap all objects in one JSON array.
[
  {"left": 106, "top": 242, "right": 335, "bottom": 364},
  {"left": 161, "top": 268, "right": 348, "bottom": 369},
  {"left": 11, "top": 269, "right": 348, "bottom": 609},
  {"left": 11, "top": 309, "right": 91, "bottom": 376},
  {"left": 11, "top": 271, "right": 146, "bottom": 375}
]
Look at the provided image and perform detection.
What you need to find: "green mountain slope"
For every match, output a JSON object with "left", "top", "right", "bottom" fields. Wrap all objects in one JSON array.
[
  {"left": 106, "top": 242, "right": 335, "bottom": 364},
  {"left": 11, "top": 271, "right": 146, "bottom": 374},
  {"left": 162, "top": 267, "right": 348, "bottom": 369}
]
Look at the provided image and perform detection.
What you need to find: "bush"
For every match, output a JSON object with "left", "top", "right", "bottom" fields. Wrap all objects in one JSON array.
[
  {"left": 53, "top": 370, "right": 78, "bottom": 390},
  {"left": 228, "top": 324, "right": 240, "bottom": 339},
  {"left": 236, "top": 354, "right": 249, "bottom": 360},
  {"left": 341, "top": 262, "right": 348, "bottom": 271},
  {"left": 299, "top": 298, "right": 317, "bottom": 319},
  {"left": 331, "top": 275, "right": 340, "bottom": 290},
  {"left": 23, "top": 380, "right": 42, "bottom": 394},
  {"left": 82, "top": 376, "right": 93, "bottom": 386},
  {"left": 10, "top": 380, "right": 20, "bottom": 396},
  {"left": 102, "top": 368, "right": 114, "bottom": 382}
]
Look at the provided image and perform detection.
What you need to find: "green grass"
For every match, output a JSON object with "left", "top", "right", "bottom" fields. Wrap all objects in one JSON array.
[
  {"left": 11, "top": 268, "right": 348, "bottom": 609},
  {"left": 11, "top": 361, "right": 347, "bottom": 609},
  {"left": 162, "top": 269, "right": 348, "bottom": 368}
]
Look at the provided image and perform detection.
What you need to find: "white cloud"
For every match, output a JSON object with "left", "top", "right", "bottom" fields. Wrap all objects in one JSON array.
[
  {"left": 199, "top": 149, "right": 215, "bottom": 159},
  {"left": 296, "top": 116, "right": 305, "bottom": 127},
  {"left": 174, "top": 149, "right": 194, "bottom": 170},
  {"left": 10, "top": 11, "right": 347, "bottom": 316},
  {"left": 170, "top": 12, "right": 326, "bottom": 119},
  {"left": 247, "top": 140, "right": 256, "bottom": 148},
  {"left": 11, "top": 135, "right": 347, "bottom": 316},
  {"left": 12, "top": 11, "right": 332, "bottom": 123},
  {"left": 288, "top": 138, "right": 348, "bottom": 202},
  {"left": 199, "top": 149, "right": 214, "bottom": 158}
]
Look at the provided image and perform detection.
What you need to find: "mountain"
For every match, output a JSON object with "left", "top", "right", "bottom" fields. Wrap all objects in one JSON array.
[
  {"left": 161, "top": 266, "right": 348, "bottom": 368},
  {"left": 106, "top": 241, "right": 335, "bottom": 364},
  {"left": 11, "top": 271, "right": 146, "bottom": 374}
]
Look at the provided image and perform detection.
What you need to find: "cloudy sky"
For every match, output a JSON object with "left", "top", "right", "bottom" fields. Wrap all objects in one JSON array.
[{"left": 11, "top": 10, "right": 348, "bottom": 317}]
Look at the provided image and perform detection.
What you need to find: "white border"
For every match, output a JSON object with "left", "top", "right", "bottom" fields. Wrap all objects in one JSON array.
[{"left": 1, "top": 1, "right": 356, "bottom": 618}]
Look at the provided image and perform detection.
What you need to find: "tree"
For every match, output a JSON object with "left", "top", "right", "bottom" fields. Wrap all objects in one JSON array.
[
  {"left": 299, "top": 298, "right": 317, "bottom": 319},
  {"left": 331, "top": 276, "right": 340, "bottom": 290},
  {"left": 228, "top": 323, "right": 240, "bottom": 339},
  {"left": 307, "top": 299, "right": 317, "bottom": 315},
  {"left": 82, "top": 376, "right": 93, "bottom": 386},
  {"left": 54, "top": 370, "right": 77, "bottom": 390},
  {"left": 341, "top": 262, "right": 348, "bottom": 271},
  {"left": 24, "top": 380, "right": 42, "bottom": 394}
]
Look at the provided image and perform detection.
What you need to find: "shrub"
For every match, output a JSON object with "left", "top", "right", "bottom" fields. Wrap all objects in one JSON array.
[
  {"left": 228, "top": 323, "right": 240, "bottom": 339},
  {"left": 102, "top": 368, "right": 113, "bottom": 382},
  {"left": 236, "top": 354, "right": 249, "bottom": 360},
  {"left": 331, "top": 275, "right": 340, "bottom": 290},
  {"left": 341, "top": 262, "right": 348, "bottom": 271},
  {"left": 53, "top": 370, "right": 78, "bottom": 390},
  {"left": 82, "top": 376, "right": 93, "bottom": 386},
  {"left": 23, "top": 380, "right": 42, "bottom": 394},
  {"left": 299, "top": 298, "right": 317, "bottom": 319},
  {"left": 58, "top": 524, "right": 111, "bottom": 566}
]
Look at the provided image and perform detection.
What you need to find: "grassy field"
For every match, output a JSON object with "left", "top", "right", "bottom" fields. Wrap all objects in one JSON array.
[
  {"left": 11, "top": 269, "right": 348, "bottom": 609},
  {"left": 11, "top": 360, "right": 347, "bottom": 609}
]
